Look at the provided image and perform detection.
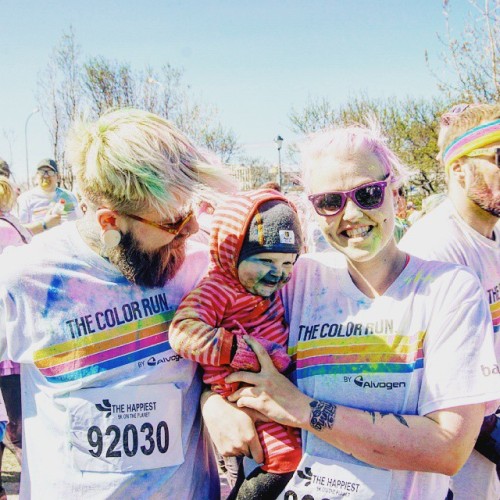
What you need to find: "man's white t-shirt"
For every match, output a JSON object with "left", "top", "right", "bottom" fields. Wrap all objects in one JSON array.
[
  {"left": 0, "top": 223, "right": 217, "bottom": 499},
  {"left": 17, "top": 186, "right": 82, "bottom": 223},
  {"left": 400, "top": 198, "right": 500, "bottom": 500},
  {"left": 281, "top": 252, "right": 500, "bottom": 500},
  {"left": 400, "top": 199, "right": 500, "bottom": 351}
]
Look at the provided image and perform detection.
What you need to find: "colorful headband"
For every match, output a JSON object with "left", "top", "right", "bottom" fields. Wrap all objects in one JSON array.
[{"left": 443, "top": 118, "right": 500, "bottom": 171}]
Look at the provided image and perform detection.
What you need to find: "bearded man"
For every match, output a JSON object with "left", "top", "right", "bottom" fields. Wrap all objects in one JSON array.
[
  {"left": 400, "top": 103, "right": 500, "bottom": 500},
  {"left": 0, "top": 108, "right": 234, "bottom": 498}
]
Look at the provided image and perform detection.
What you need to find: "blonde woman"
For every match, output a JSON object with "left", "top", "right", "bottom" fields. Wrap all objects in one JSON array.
[
  {"left": 205, "top": 122, "right": 500, "bottom": 500},
  {"left": 0, "top": 175, "right": 27, "bottom": 499},
  {"left": 0, "top": 175, "right": 31, "bottom": 251}
]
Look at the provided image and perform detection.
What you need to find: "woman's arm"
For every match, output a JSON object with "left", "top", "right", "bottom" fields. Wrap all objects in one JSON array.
[
  {"left": 227, "top": 336, "right": 484, "bottom": 476},
  {"left": 200, "top": 388, "right": 265, "bottom": 464}
]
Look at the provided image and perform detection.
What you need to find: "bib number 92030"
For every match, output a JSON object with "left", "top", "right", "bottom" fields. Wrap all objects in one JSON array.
[{"left": 88, "top": 421, "right": 169, "bottom": 458}]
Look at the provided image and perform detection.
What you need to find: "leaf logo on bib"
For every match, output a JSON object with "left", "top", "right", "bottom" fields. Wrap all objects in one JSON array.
[
  {"left": 296, "top": 467, "right": 312, "bottom": 486},
  {"left": 95, "top": 399, "right": 112, "bottom": 417}
]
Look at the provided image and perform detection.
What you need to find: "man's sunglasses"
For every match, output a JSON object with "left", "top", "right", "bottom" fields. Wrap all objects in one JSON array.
[
  {"left": 38, "top": 169, "right": 57, "bottom": 177},
  {"left": 124, "top": 210, "right": 194, "bottom": 235},
  {"left": 308, "top": 178, "right": 389, "bottom": 217},
  {"left": 463, "top": 147, "right": 500, "bottom": 167}
]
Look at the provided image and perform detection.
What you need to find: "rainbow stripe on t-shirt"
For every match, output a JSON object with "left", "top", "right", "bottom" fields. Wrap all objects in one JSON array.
[
  {"left": 33, "top": 312, "right": 174, "bottom": 383},
  {"left": 491, "top": 302, "right": 500, "bottom": 335},
  {"left": 290, "top": 331, "right": 425, "bottom": 380}
]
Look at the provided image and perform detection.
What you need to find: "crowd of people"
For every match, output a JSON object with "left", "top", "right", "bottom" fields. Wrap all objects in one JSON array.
[{"left": 0, "top": 103, "right": 497, "bottom": 499}]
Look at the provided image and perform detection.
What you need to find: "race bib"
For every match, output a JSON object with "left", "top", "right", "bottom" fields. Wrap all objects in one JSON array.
[
  {"left": 279, "top": 454, "right": 392, "bottom": 500},
  {"left": 67, "top": 384, "right": 184, "bottom": 472}
]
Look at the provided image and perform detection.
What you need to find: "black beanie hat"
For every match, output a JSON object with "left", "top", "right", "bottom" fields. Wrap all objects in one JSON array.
[{"left": 238, "top": 200, "right": 303, "bottom": 264}]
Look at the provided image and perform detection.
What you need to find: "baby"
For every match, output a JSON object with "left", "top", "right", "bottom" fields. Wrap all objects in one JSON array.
[{"left": 170, "top": 188, "right": 303, "bottom": 499}]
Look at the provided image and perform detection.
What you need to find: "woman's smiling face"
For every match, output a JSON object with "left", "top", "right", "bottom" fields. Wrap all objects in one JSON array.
[
  {"left": 307, "top": 149, "right": 397, "bottom": 263},
  {"left": 237, "top": 252, "right": 297, "bottom": 297}
]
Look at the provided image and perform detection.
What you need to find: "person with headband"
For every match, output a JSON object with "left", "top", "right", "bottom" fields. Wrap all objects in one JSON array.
[
  {"left": 202, "top": 121, "right": 500, "bottom": 499},
  {"left": 400, "top": 103, "right": 500, "bottom": 499},
  {"left": 0, "top": 108, "right": 235, "bottom": 498}
]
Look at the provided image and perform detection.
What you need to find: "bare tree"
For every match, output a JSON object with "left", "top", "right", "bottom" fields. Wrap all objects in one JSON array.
[
  {"left": 83, "top": 58, "right": 137, "bottom": 115},
  {"left": 82, "top": 57, "right": 241, "bottom": 162},
  {"left": 427, "top": 0, "right": 500, "bottom": 102},
  {"left": 36, "top": 27, "right": 81, "bottom": 188},
  {"left": 142, "top": 65, "right": 185, "bottom": 120},
  {"left": 36, "top": 30, "right": 243, "bottom": 190},
  {"left": 2, "top": 129, "right": 16, "bottom": 167},
  {"left": 200, "top": 124, "right": 240, "bottom": 163},
  {"left": 289, "top": 97, "right": 341, "bottom": 134},
  {"left": 389, "top": 98, "right": 446, "bottom": 196},
  {"left": 230, "top": 156, "right": 273, "bottom": 190},
  {"left": 56, "top": 28, "right": 81, "bottom": 122}
]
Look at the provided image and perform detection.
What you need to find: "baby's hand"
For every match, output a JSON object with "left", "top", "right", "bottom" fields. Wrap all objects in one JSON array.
[
  {"left": 230, "top": 336, "right": 260, "bottom": 371},
  {"left": 266, "top": 343, "right": 291, "bottom": 373},
  {"left": 230, "top": 336, "right": 290, "bottom": 373}
]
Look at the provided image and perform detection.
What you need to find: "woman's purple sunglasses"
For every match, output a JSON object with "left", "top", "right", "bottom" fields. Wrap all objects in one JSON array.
[{"left": 308, "top": 178, "right": 389, "bottom": 216}]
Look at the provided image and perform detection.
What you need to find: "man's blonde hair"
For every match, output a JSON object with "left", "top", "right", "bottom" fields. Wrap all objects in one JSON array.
[
  {"left": 0, "top": 176, "right": 16, "bottom": 213},
  {"left": 66, "top": 108, "right": 234, "bottom": 218},
  {"left": 438, "top": 103, "right": 500, "bottom": 163}
]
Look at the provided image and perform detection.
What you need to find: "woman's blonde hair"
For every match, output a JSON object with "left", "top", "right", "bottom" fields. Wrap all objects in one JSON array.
[
  {"left": 66, "top": 108, "right": 235, "bottom": 218},
  {"left": 0, "top": 175, "right": 17, "bottom": 213},
  {"left": 300, "top": 119, "right": 411, "bottom": 190}
]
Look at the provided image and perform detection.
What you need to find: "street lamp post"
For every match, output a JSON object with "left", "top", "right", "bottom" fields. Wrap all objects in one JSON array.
[
  {"left": 24, "top": 107, "right": 40, "bottom": 188},
  {"left": 274, "top": 135, "right": 284, "bottom": 189}
]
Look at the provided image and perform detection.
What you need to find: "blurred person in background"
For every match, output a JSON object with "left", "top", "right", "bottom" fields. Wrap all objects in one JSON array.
[
  {"left": 393, "top": 185, "right": 410, "bottom": 242},
  {"left": 190, "top": 200, "right": 215, "bottom": 246},
  {"left": 16, "top": 158, "right": 82, "bottom": 235},
  {"left": 0, "top": 175, "right": 31, "bottom": 249},
  {"left": 0, "top": 159, "right": 11, "bottom": 179},
  {"left": 0, "top": 175, "right": 29, "bottom": 500}
]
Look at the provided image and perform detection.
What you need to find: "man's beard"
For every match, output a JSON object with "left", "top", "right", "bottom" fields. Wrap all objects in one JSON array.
[
  {"left": 467, "top": 169, "right": 500, "bottom": 218},
  {"left": 106, "top": 231, "right": 187, "bottom": 287}
]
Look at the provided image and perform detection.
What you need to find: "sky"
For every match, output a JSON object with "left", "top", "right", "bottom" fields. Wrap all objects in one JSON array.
[{"left": 0, "top": 0, "right": 471, "bottom": 183}]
